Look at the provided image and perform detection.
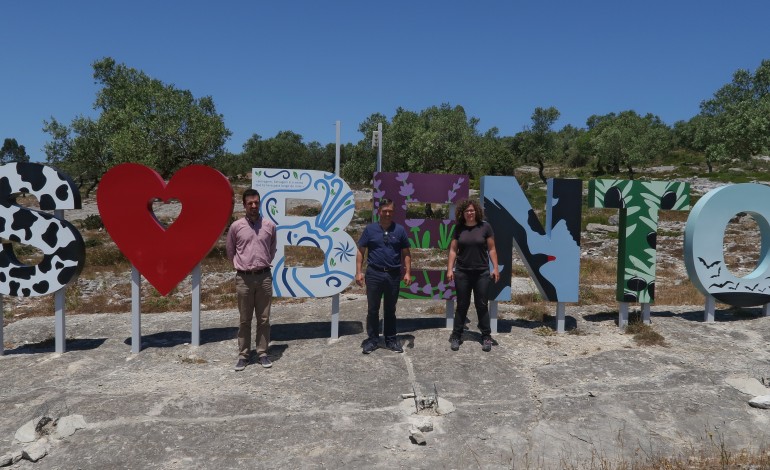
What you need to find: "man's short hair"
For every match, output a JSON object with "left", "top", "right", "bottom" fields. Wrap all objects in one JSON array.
[
  {"left": 242, "top": 188, "right": 260, "bottom": 204},
  {"left": 378, "top": 198, "right": 394, "bottom": 209}
]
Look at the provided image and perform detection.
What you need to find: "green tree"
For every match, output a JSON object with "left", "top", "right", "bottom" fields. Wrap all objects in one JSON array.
[
  {"left": 588, "top": 110, "right": 672, "bottom": 179},
  {"left": 554, "top": 124, "right": 592, "bottom": 169},
  {"left": 518, "top": 106, "right": 560, "bottom": 183},
  {"left": 0, "top": 138, "right": 31, "bottom": 163},
  {"left": 44, "top": 57, "right": 231, "bottom": 194},
  {"left": 474, "top": 127, "right": 515, "bottom": 177},
  {"left": 696, "top": 59, "right": 770, "bottom": 172}
]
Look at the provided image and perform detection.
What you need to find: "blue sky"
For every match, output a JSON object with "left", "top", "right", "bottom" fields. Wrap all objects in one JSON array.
[{"left": 2, "top": 1, "right": 769, "bottom": 161}]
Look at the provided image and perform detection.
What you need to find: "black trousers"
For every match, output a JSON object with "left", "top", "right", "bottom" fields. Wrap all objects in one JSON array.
[
  {"left": 365, "top": 267, "right": 401, "bottom": 340},
  {"left": 452, "top": 269, "right": 492, "bottom": 338}
]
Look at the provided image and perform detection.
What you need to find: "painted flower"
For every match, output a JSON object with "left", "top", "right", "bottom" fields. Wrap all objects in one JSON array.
[
  {"left": 333, "top": 241, "right": 355, "bottom": 263},
  {"left": 399, "top": 182, "right": 415, "bottom": 198},
  {"left": 443, "top": 289, "right": 453, "bottom": 299},
  {"left": 409, "top": 282, "right": 420, "bottom": 294},
  {"left": 405, "top": 219, "right": 424, "bottom": 229},
  {"left": 446, "top": 189, "right": 456, "bottom": 202},
  {"left": 396, "top": 172, "right": 410, "bottom": 182},
  {"left": 422, "top": 284, "right": 433, "bottom": 295}
]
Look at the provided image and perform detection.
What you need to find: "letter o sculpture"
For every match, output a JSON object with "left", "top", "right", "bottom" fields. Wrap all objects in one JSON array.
[{"left": 684, "top": 183, "right": 770, "bottom": 307}]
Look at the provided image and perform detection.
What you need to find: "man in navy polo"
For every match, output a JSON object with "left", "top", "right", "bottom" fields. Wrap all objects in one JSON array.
[{"left": 355, "top": 198, "right": 412, "bottom": 354}]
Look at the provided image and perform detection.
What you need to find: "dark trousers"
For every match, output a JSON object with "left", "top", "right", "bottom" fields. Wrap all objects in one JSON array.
[
  {"left": 365, "top": 268, "right": 401, "bottom": 340},
  {"left": 452, "top": 269, "right": 492, "bottom": 338}
]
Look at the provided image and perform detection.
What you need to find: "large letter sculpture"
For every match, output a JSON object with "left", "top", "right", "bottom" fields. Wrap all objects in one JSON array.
[
  {"left": 97, "top": 164, "right": 233, "bottom": 296},
  {"left": 0, "top": 162, "right": 85, "bottom": 297},
  {"left": 482, "top": 177, "right": 582, "bottom": 302},
  {"left": 589, "top": 179, "right": 690, "bottom": 303},
  {"left": 684, "top": 183, "right": 770, "bottom": 309},
  {"left": 373, "top": 172, "right": 468, "bottom": 300},
  {"left": 254, "top": 169, "right": 356, "bottom": 297}
]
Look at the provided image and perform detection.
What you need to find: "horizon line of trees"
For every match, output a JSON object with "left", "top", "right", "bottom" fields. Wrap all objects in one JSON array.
[{"left": 3, "top": 57, "right": 768, "bottom": 195}]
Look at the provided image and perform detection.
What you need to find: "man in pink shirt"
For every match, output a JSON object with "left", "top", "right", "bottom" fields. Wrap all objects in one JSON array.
[{"left": 226, "top": 188, "right": 277, "bottom": 371}]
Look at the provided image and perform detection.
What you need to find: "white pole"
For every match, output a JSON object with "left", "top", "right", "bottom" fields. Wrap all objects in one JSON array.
[
  {"left": 704, "top": 295, "right": 715, "bottom": 322},
  {"left": 490, "top": 300, "right": 498, "bottom": 334},
  {"left": 54, "top": 209, "right": 66, "bottom": 353},
  {"left": 376, "top": 122, "right": 383, "bottom": 172},
  {"left": 331, "top": 120, "right": 341, "bottom": 340},
  {"left": 555, "top": 302, "right": 566, "bottom": 333},
  {"left": 131, "top": 266, "right": 142, "bottom": 353},
  {"left": 641, "top": 303, "right": 651, "bottom": 324},
  {"left": 192, "top": 263, "right": 201, "bottom": 346},
  {"left": 618, "top": 302, "right": 629, "bottom": 328}
]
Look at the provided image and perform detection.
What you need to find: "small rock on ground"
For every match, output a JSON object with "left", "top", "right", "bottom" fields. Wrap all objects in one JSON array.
[
  {"left": 53, "top": 414, "right": 87, "bottom": 439},
  {"left": 22, "top": 439, "right": 48, "bottom": 462},
  {"left": 749, "top": 395, "right": 770, "bottom": 409}
]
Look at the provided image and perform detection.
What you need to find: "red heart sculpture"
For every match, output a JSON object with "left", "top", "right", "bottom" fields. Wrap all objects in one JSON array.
[{"left": 97, "top": 163, "right": 234, "bottom": 296}]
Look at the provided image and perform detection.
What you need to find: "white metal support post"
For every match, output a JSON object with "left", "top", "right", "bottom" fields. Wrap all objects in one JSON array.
[
  {"left": 54, "top": 209, "right": 66, "bottom": 353},
  {"left": 191, "top": 263, "right": 201, "bottom": 346},
  {"left": 618, "top": 302, "right": 629, "bottom": 328},
  {"left": 331, "top": 120, "right": 342, "bottom": 340},
  {"left": 131, "top": 266, "right": 142, "bottom": 353},
  {"left": 704, "top": 295, "right": 716, "bottom": 322},
  {"left": 445, "top": 300, "right": 454, "bottom": 330},
  {"left": 374, "top": 123, "right": 383, "bottom": 173},
  {"left": 490, "top": 300, "right": 498, "bottom": 334},
  {"left": 555, "top": 302, "right": 566, "bottom": 333},
  {"left": 641, "top": 303, "right": 651, "bottom": 324}
]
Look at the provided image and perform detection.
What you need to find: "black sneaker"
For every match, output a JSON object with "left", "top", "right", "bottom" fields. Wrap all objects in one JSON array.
[
  {"left": 482, "top": 336, "right": 493, "bottom": 352},
  {"left": 385, "top": 337, "right": 403, "bottom": 353},
  {"left": 362, "top": 339, "right": 378, "bottom": 354},
  {"left": 449, "top": 336, "right": 462, "bottom": 351},
  {"left": 234, "top": 358, "right": 247, "bottom": 371},
  {"left": 258, "top": 356, "right": 272, "bottom": 368}
]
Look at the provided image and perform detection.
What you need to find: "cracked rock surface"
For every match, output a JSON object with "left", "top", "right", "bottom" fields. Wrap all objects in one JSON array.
[{"left": 3, "top": 297, "right": 770, "bottom": 468}]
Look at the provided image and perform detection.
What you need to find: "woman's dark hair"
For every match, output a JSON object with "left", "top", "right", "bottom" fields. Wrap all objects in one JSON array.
[{"left": 455, "top": 199, "right": 484, "bottom": 225}]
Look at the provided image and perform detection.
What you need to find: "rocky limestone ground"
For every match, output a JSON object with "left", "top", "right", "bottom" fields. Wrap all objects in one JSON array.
[{"left": 3, "top": 298, "right": 770, "bottom": 469}]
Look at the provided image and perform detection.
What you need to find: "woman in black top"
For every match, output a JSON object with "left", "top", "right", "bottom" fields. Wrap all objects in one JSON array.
[{"left": 446, "top": 199, "right": 500, "bottom": 352}]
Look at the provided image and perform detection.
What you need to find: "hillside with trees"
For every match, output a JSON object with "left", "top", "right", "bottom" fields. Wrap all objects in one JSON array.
[{"left": 36, "top": 58, "right": 770, "bottom": 192}]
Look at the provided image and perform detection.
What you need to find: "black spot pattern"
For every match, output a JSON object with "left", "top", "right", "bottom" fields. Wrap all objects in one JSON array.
[
  {"left": 39, "top": 194, "right": 55, "bottom": 210},
  {"left": 32, "top": 281, "right": 49, "bottom": 294},
  {"left": 55, "top": 184, "right": 70, "bottom": 202},
  {"left": 18, "top": 163, "right": 47, "bottom": 191},
  {"left": 42, "top": 221, "right": 59, "bottom": 249},
  {"left": 11, "top": 210, "right": 37, "bottom": 241}
]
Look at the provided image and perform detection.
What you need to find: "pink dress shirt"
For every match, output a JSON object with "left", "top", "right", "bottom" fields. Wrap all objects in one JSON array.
[{"left": 226, "top": 216, "right": 277, "bottom": 271}]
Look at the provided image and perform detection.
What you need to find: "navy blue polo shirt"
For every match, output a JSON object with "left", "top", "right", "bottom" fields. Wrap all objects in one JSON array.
[{"left": 358, "top": 222, "right": 410, "bottom": 270}]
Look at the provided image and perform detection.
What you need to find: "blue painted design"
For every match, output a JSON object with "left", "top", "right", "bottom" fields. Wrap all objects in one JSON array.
[{"left": 253, "top": 168, "right": 356, "bottom": 297}]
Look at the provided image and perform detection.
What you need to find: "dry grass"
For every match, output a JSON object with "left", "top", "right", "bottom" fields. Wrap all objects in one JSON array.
[
  {"left": 723, "top": 215, "right": 762, "bottom": 277},
  {"left": 533, "top": 325, "right": 556, "bottom": 336},
  {"left": 283, "top": 246, "right": 325, "bottom": 267},
  {"left": 64, "top": 283, "right": 132, "bottom": 314},
  {"left": 410, "top": 248, "right": 447, "bottom": 271},
  {"left": 423, "top": 302, "right": 447, "bottom": 316},
  {"left": 655, "top": 281, "right": 704, "bottom": 305},
  {"left": 580, "top": 258, "right": 618, "bottom": 285},
  {"left": 179, "top": 355, "right": 208, "bottom": 364},
  {"left": 625, "top": 320, "right": 667, "bottom": 347},
  {"left": 518, "top": 303, "right": 550, "bottom": 322}
]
